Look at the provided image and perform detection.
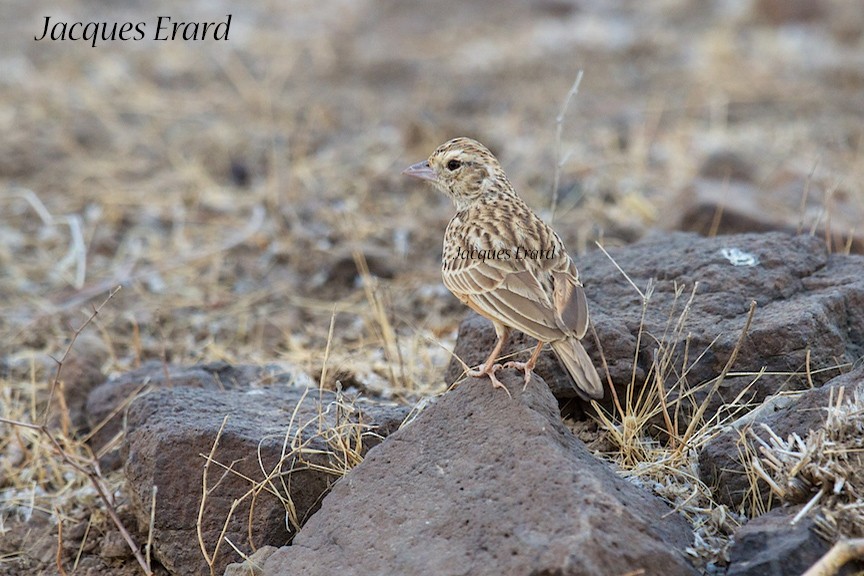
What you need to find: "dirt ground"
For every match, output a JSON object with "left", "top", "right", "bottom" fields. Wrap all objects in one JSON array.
[{"left": 1, "top": 0, "right": 862, "bottom": 574}]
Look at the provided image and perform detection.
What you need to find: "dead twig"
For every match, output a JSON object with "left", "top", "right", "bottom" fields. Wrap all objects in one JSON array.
[
  {"left": 802, "top": 538, "right": 864, "bottom": 576},
  {"left": 0, "top": 286, "right": 153, "bottom": 576},
  {"left": 42, "top": 286, "right": 122, "bottom": 426}
]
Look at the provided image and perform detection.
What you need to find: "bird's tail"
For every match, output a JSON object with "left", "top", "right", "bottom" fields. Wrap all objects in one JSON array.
[{"left": 551, "top": 337, "right": 603, "bottom": 400}]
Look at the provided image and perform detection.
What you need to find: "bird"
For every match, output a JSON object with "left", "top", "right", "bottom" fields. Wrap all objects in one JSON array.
[{"left": 402, "top": 137, "right": 603, "bottom": 400}]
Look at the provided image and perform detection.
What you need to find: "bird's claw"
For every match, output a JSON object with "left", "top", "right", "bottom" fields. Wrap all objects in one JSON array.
[
  {"left": 468, "top": 363, "right": 512, "bottom": 398},
  {"left": 503, "top": 361, "right": 534, "bottom": 390}
]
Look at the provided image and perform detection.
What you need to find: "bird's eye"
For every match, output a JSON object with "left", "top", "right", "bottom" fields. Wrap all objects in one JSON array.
[{"left": 446, "top": 159, "right": 462, "bottom": 171}]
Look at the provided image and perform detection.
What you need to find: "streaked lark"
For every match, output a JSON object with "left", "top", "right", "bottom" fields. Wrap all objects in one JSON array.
[{"left": 403, "top": 137, "right": 603, "bottom": 400}]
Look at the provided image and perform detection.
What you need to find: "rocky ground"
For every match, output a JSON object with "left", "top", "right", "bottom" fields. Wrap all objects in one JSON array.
[{"left": 1, "top": 0, "right": 863, "bottom": 575}]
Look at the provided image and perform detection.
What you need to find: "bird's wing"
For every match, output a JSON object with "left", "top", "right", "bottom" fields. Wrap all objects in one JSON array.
[
  {"left": 443, "top": 255, "right": 566, "bottom": 342},
  {"left": 551, "top": 258, "right": 589, "bottom": 339}
]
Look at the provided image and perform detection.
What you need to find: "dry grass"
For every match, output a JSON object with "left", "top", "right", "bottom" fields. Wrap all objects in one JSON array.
[
  {"left": 1, "top": 290, "right": 154, "bottom": 575},
  {"left": 746, "top": 386, "right": 864, "bottom": 541},
  {"left": 196, "top": 386, "right": 379, "bottom": 576},
  {"left": 3, "top": 0, "right": 864, "bottom": 574},
  {"left": 584, "top": 255, "right": 760, "bottom": 568},
  {"left": 585, "top": 247, "right": 862, "bottom": 570},
  {"left": 1, "top": 293, "right": 395, "bottom": 575}
]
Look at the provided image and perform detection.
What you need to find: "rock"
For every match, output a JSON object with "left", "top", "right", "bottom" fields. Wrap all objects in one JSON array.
[
  {"left": 752, "top": 0, "right": 825, "bottom": 24},
  {"left": 56, "top": 354, "right": 105, "bottom": 433},
  {"left": 726, "top": 506, "right": 830, "bottom": 576},
  {"left": 322, "top": 247, "right": 397, "bottom": 289},
  {"left": 668, "top": 175, "right": 864, "bottom": 254},
  {"left": 670, "top": 179, "right": 782, "bottom": 237},
  {"left": 86, "top": 361, "right": 308, "bottom": 457},
  {"left": 259, "top": 372, "right": 697, "bottom": 576},
  {"left": 223, "top": 546, "right": 278, "bottom": 576},
  {"left": 100, "top": 530, "right": 133, "bottom": 560},
  {"left": 446, "top": 232, "right": 864, "bottom": 423},
  {"left": 699, "top": 364, "right": 864, "bottom": 510},
  {"left": 122, "top": 372, "right": 408, "bottom": 576},
  {"left": 698, "top": 150, "right": 756, "bottom": 182}
]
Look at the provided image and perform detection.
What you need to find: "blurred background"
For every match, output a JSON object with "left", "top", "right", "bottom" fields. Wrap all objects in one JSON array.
[{"left": 2, "top": 0, "right": 863, "bottom": 397}]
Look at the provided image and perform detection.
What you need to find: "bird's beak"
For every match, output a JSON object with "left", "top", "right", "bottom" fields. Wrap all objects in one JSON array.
[{"left": 402, "top": 160, "right": 438, "bottom": 183}]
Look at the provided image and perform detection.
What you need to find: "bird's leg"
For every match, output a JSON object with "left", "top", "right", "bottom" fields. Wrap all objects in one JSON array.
[
  {"left": 505, "top": 341, "right": 545, "bottom": 389},
  {"left": 467, "top": 326, "right": 510, "bottom": 393}
]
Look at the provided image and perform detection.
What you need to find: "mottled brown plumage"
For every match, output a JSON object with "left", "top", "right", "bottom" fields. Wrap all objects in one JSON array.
[{"left": 403, "top": 137, "right": 603, "bottom": 399}]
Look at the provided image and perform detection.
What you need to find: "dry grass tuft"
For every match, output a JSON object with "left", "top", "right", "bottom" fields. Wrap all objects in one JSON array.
[
  {"left": 587, "top": 251, "right": 765, "bottom": 568},
  {"left": 747, "top": 386, "right": 864, "bottom": 542},
  {"left": 196, "top": 384, "right": 382, "bottom": 575}
]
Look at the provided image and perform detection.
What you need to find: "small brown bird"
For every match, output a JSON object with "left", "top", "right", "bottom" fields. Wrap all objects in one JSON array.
[{"left": 403, "top": 137, "right": 603, "bottom": 400}]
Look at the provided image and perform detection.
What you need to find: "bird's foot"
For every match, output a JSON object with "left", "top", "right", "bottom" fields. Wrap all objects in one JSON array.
[
  {"left": 467, "top": 363, "right": 512, "bottom": 398},
  {"left": 503, "top": 361, "right": 535, "bottom": 390}
]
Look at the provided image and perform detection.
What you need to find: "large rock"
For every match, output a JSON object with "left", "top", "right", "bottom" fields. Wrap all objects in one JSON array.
[
  {"left": 699, "top": 364, "right": 864, "bottom": 510},
  {"left": 121, "top": 365, "right": 408, "bottom": 576},
  {"left": 446, "top": 232, "right": 864, "bottom": 419},
  {"left": 88, "top": 361, "right": 308, "bottom": 456},
  {"left": 725, "top": 506, "right": 831, "bottom": 576},
  {"left": 259, "top": 372, "right": 697, "bottom": 576}
]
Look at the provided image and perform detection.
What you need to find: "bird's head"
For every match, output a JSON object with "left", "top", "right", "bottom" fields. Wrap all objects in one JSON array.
[{"left": 402, "top": 137, "right": 512, "bottom": 211}]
